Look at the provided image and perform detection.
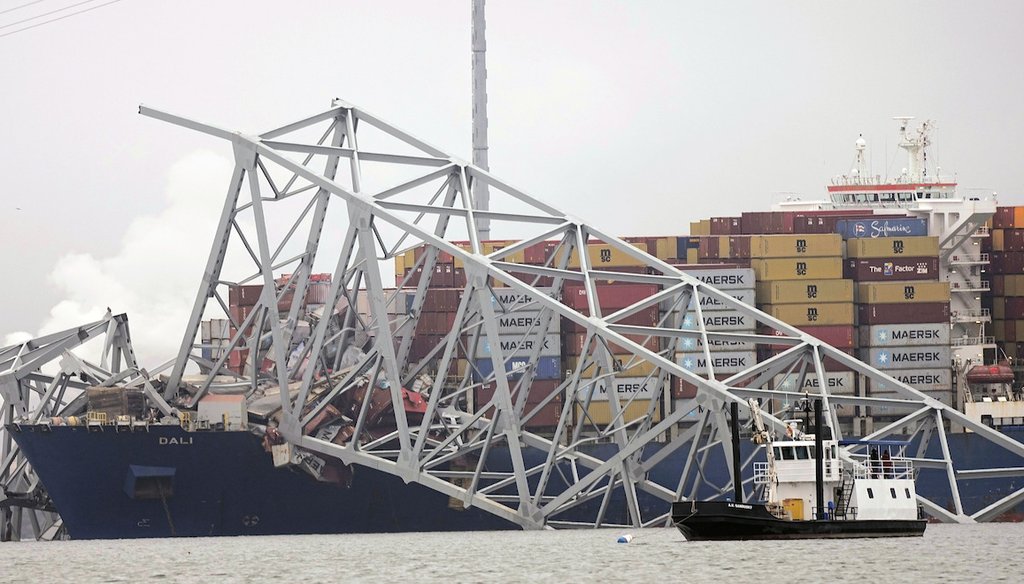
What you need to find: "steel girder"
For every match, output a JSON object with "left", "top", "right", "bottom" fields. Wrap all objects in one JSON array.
[
  {"left": 0, "top": 312, "right": 171, "bottom": 540},
  {"left": 118, "top": 100, "right": 1024, "bottom": 528}
]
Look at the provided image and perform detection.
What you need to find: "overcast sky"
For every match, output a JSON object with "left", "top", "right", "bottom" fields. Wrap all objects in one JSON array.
[{"left": 2, "top": 0, "right": 1023, "bottom": 365}]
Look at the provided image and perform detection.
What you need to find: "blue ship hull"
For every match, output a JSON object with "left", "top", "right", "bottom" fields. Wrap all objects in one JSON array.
[{"left": 9, "top": 424, "right": 1024, "bottom": 539}]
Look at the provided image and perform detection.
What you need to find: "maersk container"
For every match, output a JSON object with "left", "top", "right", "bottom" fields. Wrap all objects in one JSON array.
[
  {"left": 859, "top": 323, "right": 951, "bottom": 348},
  {"left": 750, "top": 257, "right": 844, "bottom": 281},
  {"left": 843, "top": 257, "right": 940, "bottom": 282},
  {"left": 679, "top": 267, "right": 756, "bottom": 290},
  {"left": 688, "top": 288, "right": 755, "bottom": 311},
  {"left": 675, "top": 350, "right": 757, "bottom": 374},
  {"left": 681, "top": 310, "right": 755, "bottom": 332},
  {"left": 761, "top": 303, "right": 855, "bottom": 326},
  {"left": 756, "top": 279, "right": 853, "bottom": 304},
  {"left": 857, "top": 302, "right": 949, "bottom": 325},
  {"left": 862, "top": 345, "right": 951, "bottom": 370},
  {"left": 473, "top": 334, "right": 561, "bottom": 360},
  {"left": 773, "top": 371, "right": 856, "bottom": 395},
  {"left": 856, "top": 281, "right": 950, "bottom": 304},
  {"left": 749, "top": 234, "right": 842, "bottom": 258},
  {"left": 867, "top": 368, "right": 953, "bottom": 393},
  {"left": 679, "top": 335, "right": 755, "bottom": 352},
  {"left": 576, "top": 376, "right": 664, "bottom": 402},
  {"left": 471, "top": 356, "right": 561, "bottom": 382},
  {"left": 846, "top": 236, "right": 939, "bottom": 259},
  {"left": 563, "top": 332, "right": 659, "bottom": 356},
  {"left": 835, "top": 217, "right": 928, "bottom": 239},
  {"left": 491, "top": 310, "right": 561, "bottom": 335}
]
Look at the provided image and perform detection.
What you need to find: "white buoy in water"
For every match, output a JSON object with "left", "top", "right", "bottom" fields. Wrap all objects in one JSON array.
[{"left": 616, "top": 534, "right": 633, "bottom": 544}]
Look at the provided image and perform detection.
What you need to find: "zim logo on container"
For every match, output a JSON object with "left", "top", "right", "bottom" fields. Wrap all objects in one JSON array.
[
  {"left": 795, "top": 261, "right": 807, "bottom": 276},
  {"left": 904, "top": 285, "right": 915, "bottom": 300}
]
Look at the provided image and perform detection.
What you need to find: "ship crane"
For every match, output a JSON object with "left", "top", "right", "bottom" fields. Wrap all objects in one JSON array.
[{"left": 747, "top": 398, "right": 778, "bottom": 505}]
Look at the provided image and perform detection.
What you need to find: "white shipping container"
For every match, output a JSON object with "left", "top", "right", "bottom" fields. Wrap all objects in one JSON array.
[
  {"left": 863, "top": 345, "right": 951, "bottom": 370},
  {"left": 869, "top": 368, "right": 953, "bottom": 393},
  {"left": 859, "top": 323, "right": 951, "bottom": 348},
  {"left": 492, "top": 310, "right": 561, "bottom": 334},
  {"left": 198, "top": 395, "right": 248, "bottom": 429},
  {"left": 677, "top": 335, "right": 755, "bottom": 352},
  {"left": 489, "top": 287, "right": 555, "bottom": 310},
  {"left": 676, "top": 351, "right": 757, "bottom": 374},
  {"left": 577, "top": 376, "right": 664, "bottom": 402},
  {"left": 680, "top": 268, "right": 756, "bottom": 290},
  {"left": 687, "top": 288, "right": 755, "bottom": 312},
  {"left": 681, "top": 309, "right": 755, "bottom": 332},
  {"left": 773, "top": 371, "right": 856, "bottom": 395},
  {"left": 474, "top": 333, "right": 561, "bottom": 359}
]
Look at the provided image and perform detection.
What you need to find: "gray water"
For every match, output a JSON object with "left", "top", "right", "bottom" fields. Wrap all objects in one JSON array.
[{"left": 3, "top": 524, "right": 1022, "bottom": 583}]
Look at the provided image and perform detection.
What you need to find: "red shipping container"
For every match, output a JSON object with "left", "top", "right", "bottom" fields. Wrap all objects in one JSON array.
[
  {"left": 673, "top": 374, "right": 747, "bottom": 399},
  {"left": 1006, "top": 229, "right": 1024, "bottom": 251},
  {"left": 1006, "top": 298, "right": 1024, "bottom": 320},
  {"left": 561, "top": 306, "right": 660, "bottom": 333},
  {"left": 857, "top": 302, "right": 950, "bottom": 325},
  {"left": 524, "top": 241, "right": 560, "bottom": 265},
  {"left": 728, "top": 236, "right": 752, "bottom": 259},
  {"left": 228, "top": 284, "right": 264, "bottom": 308},
  {"left": 994, "top": 206, "right": 1014, "bottom": 229},
  {"left": 562, "top": 283, "right": 660, "bottom": 311},
  {"left": 697, "top": 236, "right": 720, "bottom": 259},
  {"left": 1007, "top": 320, "right": 1018, "bottom": 343}
]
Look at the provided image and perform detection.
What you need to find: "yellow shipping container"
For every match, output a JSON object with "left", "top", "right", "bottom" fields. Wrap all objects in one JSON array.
[
  {"left": 993, "top": 299, "right": 1005, "bottom": 320},
  {"left": 846, "top": 236, "right": 940, "bottom": 259},
  {"left": 761, "top": 303, "right": 855, "bottom": 326},
  {"left": 394, "top": 252, "right": 407, "bottom": 277},
  {"left": 750, "top": 258, "right": 843, "bottom": 281},
  {"left": 749, "top": 234, "right": 842, "bottom": 258},
  {"left": 690, "top": 219, "right": 711, "bottom": 236},
  {"left": 685, "top": 248, "right": 699, "bottom": 264},
  {"left": 575, "top": 400, "right": 661, "bottom": 426},
  {"left": 993, "top": 229, "right": 1005, "bottom": 252},
  {"left": 1010, "top": 275, "right": 1024, "bottom": 297},
  {"left": 992, "top": 320, "right": 1005, "bottom": 342},
  {"left": 564, "top": 355, "right": 660, "bottom": 378},
  {"left": 654, "top": 236, "right": 676, "bottom": 260},
  {"left": 568, "top": 243, "right": 648, "bottom": 269},
  {"left": 756, "top": 279, "right": 854, "bottom": 304},
  {"left": 856, "top": 281, "right": 951, "bottom": 304}
]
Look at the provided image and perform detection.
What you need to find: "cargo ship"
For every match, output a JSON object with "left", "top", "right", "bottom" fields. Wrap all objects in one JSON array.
[{"left": 5, "top": 113, "right": 1024, "bottom": 541}]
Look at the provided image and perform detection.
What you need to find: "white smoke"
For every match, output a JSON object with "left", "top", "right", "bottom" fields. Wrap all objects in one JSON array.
[{"left": 4, "top": 150, "right": 234, "bottom": 368}]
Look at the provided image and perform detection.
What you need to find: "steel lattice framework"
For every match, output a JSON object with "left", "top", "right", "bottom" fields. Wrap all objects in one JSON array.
[{"left": 3, "top": 100, "right": 1024, "bottom": 539}]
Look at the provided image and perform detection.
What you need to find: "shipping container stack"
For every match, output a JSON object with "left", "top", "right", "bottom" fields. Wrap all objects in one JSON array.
[
  {"left": 847, "top": 231, "right": 952, "bottom": 427},
  {"left": 987, "top": 206, "right": 1024, "bottom": 366},
  {"left": 671, "top": 265, "right": 757, "bottom": 420},
  {"left": 219, "top": 274, "right": 334, "bottom": 375}
]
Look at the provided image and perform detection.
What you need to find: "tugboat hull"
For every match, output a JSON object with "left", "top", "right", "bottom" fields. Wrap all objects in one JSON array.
[{"left": 672, "top": 501, "right": 927, "bottom": 541}]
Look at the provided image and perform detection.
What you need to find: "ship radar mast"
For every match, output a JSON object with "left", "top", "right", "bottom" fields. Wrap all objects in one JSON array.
[
  {"left": 894, "top": 116, "right": 933, "bottom": 183},
  {"left": 851, "top": 134, "right": 868, "bottom": 182}
]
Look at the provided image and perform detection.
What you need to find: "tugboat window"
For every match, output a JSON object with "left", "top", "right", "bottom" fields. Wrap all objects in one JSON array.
[
  {"left": 796, "top": 447, "right": 810, "bottom": 460},
  {"left": 867, "top": 488, "right": 874, "bottom": 499},
  {"left": 905, "top": 488, "right": 911, "bottom": 499},
  {"left": 890, "top": 488, "right": 897, "bottom": 499}
]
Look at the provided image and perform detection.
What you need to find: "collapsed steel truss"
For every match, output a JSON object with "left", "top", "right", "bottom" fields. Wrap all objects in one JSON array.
[{"left": 3, "top": 101, "right": 1024, "bottom": 539}]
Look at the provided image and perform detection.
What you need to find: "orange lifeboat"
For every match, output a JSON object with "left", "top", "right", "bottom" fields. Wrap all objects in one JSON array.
[{"left": 965, "top": 364, "right": 1015, "bottom": 384}]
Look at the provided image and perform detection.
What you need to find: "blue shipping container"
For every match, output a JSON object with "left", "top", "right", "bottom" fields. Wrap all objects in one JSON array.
[
  {"left": 836, "top": 218, "right": 928, "bottom": 239},
  {"left": 472, "top": 356, "right": 562, "bottom": 382}
]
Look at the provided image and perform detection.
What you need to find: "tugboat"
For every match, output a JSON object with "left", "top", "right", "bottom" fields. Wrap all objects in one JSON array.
[{"left": 671, "top": 399, "right": 927, "bottom": 540}]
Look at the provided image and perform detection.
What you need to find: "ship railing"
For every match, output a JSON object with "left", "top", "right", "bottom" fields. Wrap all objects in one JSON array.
[
  {"left": 973, "top": 225, "right": 990, "bottom": 237},
  {"left": 951, "top": 308, "right": 990, "bottom": 322},
  {"left": 949, "top": 280, "right": 990, "bottom": 291},
  {"left": 812, "top": 506, "right": 857, "bottom": 520},
  {"left": 851, "top": 458, "right": 914, "bottom": 480},
  {"left": 951, "top": 335, "right": 996, "bottom": 347},
  {"left": 948, "top": 253, "right": 989, "bottom": 264}
]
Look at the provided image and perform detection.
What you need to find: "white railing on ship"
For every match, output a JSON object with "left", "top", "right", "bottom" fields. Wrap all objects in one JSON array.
[
  {"left": 951, "top": 308, "right": 991, "bottom": 320},
  {"left": 950, "top": 280, "right": 990, "bottom": 291},
  {"left": 754, "top": 462, "right": 770, "bottom": 484},
  {"left": 948, "top": 253, "right": 989, "bottom": 263},
  {"left": 852, "top": 458, "right": 914, "bottom": 480},
  {"left": 951, "top": 336, "right": 996, "bottom": 347},
  {"left": 974, "top": 225, "right": 990, "bottom": 237}
]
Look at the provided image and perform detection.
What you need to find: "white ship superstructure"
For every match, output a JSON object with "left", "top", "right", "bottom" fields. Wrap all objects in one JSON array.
[{"left": 776, "top": 118, "right": 997, "bottom": 409}]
